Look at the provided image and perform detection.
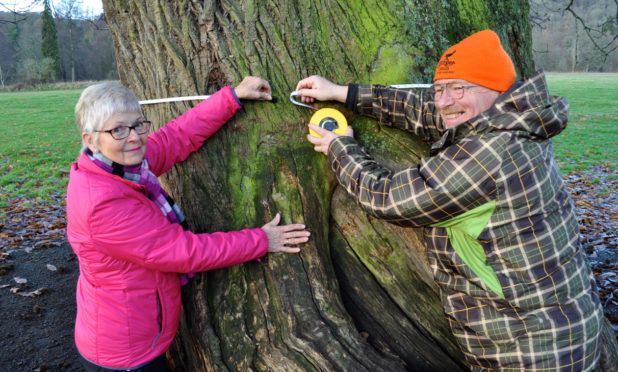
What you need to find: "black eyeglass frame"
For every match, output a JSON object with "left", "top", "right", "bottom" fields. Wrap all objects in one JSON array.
[{"left": 95, "top": 120, "right": 152, "bottom": 140}]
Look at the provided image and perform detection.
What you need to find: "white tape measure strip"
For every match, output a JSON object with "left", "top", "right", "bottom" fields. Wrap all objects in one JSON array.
[
  {"left": 140, "top": 84, "right": 433, "bottom": 106},
  {"left": 290, "top": 83, "right": 432, "bottom": 109},
  {"left": 390, "top": 83, "right": 432, "bottom": 89},
  {"left": 139, "top": 95, "right": 211, "bottom": 105},
  {"left": 289, "top": 91, "right": 317, "bottom": 110}
]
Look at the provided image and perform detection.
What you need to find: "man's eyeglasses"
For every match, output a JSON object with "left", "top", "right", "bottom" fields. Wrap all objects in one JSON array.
[
  {"left": 96, "top": 120, "right": 151, "bottom": 140},
  {"left": 430, "top": 83, "right": 478, "bottom": 100}
]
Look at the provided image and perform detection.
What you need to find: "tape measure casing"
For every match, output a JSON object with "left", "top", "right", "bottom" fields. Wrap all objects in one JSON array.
[{"left": 309, "top": 108, "right": 348, "bottom": 138}]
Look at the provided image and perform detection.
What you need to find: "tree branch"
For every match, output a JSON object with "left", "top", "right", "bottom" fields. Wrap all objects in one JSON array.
[
  {"left": 0, "top": 0, "right": 41, "bottom": 13},
  {"left": 0, "top": 0, "right": 39, "bottom": 24},
  {"left": 565, "top": 0, "right": 618, "bottom": 61}
]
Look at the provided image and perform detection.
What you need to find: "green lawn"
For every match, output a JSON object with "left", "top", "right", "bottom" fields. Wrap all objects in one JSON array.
[
  {"left": 0, "top": 73, "right": 615, "bottom": 208},
  {"left": 546, "top": 72, "right": 617, "bottom": 174},
  {"left": 0, "top": 89, "right": 83, "bottom": 207}
]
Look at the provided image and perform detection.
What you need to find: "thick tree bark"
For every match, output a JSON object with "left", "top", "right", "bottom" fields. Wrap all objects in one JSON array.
[{"left": 102, "top": 1, "right": 616, "bottom": 371}]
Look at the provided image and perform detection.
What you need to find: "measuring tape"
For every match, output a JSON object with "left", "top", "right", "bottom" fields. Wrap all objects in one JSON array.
[
  {"left": 139, "top": 83, "right": 431, "bottom": 106},
  {"left": 139, "top": 84, "right": 432, "bottom": 138},
  {"left": 308, "top": 108, "right": 348, "bottom": 137},
  {"left": 290, "top": 83, "right": 431, "bottom": 137},
  {"left": 139, "top": 95, "right": 212, "bottom": 105}
]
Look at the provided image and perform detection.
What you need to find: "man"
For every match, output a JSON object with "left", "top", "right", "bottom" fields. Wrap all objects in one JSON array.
[{"left": 296, "top": 30, "right": 603, "bottom": 371}]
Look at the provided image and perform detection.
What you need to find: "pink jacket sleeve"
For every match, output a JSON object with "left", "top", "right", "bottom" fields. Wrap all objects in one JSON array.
[
  {"left": 88, "top": 194, "right": 268, "bottom": 273},
  {"left": 145, "top": 86, "right": 242, "bottom": 176}
]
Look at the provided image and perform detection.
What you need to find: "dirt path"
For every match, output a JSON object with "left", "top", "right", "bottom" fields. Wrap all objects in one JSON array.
[
  {"left": 1, "top": 193, "right": 80, "bottom": 371},
  {"left": 0, "top": 242, "right": 79, "bottom": 371}
]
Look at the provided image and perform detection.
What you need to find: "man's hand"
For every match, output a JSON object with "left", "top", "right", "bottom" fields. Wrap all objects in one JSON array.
[
  {"left": 306, "top": 123, "right": 354, "bottom": 155},
  {"left": 295, "top": 75, "right": 348, "bottom": 104},
  {"left": 234, "top": 76, "right": 272, "bottom": 101}
]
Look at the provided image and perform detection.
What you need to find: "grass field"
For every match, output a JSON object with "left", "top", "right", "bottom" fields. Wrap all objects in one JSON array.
[
  {"left": 0, "top": 89, "right": 83, "bottom": 206},
  {"left": 0, "top": 73, "right": 616, "bottom": 208},
  {"left": 545, "top": 73, "right": 618, "bottom": 174}
]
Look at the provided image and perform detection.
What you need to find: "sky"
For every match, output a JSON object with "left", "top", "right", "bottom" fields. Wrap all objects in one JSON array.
[{"left": 0, "top": 0, "right": 103, "bottom": 17}]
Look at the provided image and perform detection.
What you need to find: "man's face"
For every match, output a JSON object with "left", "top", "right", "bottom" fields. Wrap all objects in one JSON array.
[{"left": 434, "top": 79, "right": 500, "bottom": 129}]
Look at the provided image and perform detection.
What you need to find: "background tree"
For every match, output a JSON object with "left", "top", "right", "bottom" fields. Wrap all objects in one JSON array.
[
  {"left": 72, "top": 15, "right": 117, "bottom": 80},
  {"left": 102, "top": 0, "right": 617, "bottom": 370},
  {"left": 0, "top": 3, "right": 117, "bottom": 85},
  {"left": 2, "top": 0, "right": 614, "bottom": 86},
  {"left": 53, "top": 0, "right": 80, "bottom": 82},
  {"left": 40, "top": 0, "right": 61, "bottom": 80},
  {"left": 11, "top": 12, "right": 45, "bottom": 84},
  {"left": 0, "top": 1, "right": 37, "bottom": 86},
  {"left": 530, "top": 0, "right": 618, "bottom": 71}
]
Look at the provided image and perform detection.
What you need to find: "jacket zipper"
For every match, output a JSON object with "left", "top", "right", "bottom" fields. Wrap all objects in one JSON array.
[{"left": 151, "top": 290, "right": 163, "bottom": 349}]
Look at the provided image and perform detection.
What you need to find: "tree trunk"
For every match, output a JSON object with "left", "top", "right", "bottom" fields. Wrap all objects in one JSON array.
[{"left": 102, "top": 1, "right": 616, "bottom": 370}]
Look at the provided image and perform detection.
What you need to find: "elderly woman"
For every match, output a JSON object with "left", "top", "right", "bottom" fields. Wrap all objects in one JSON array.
[{"left": 67, "top": 77, "right": 310, "bottom": 371}]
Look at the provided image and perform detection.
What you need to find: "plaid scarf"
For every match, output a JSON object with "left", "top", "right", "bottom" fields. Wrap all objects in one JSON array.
[
  {"left": 87, "top": 149, "right": 188, "bottom": 229},
  {"left": 86, "top": 149, "right": 194, "bottom": 284}
]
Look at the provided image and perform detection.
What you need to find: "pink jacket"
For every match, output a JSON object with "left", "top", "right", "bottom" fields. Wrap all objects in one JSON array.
[{"left": 66, "top": 87, "right": 268, "bottom": 369}]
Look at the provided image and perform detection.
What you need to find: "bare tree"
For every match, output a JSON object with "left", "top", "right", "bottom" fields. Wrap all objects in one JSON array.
[
  {"left": 0, "top": 1, "right": 43, "bottom": 84},
  {"left": 565, "top": 0, "right": 618, "bottom": 61},
  {"left": 530, "top": 0, "right": 617, "bottom": 69},
  {"left": 53, "top": 0, "right": 80, "bottom": 82},
  {"left": 0, "top": 0, "right": 41, "bottom": 17}
]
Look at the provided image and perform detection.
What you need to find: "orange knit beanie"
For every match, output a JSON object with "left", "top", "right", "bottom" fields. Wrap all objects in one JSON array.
[{"left": 433, "top": 30, "right": 516, "bottom": 92}]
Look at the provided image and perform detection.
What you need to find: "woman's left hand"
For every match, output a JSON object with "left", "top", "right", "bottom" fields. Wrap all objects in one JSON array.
[
  {"left": 261, "top": 213, "right": 310, "bottom": 254},
  {"left": 234, "top": 76, "right": 273, "bottom": 101}
]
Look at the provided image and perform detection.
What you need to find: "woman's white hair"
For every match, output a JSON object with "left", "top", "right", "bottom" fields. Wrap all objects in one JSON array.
[{"left": 75, "top": 82, "right": 141, "bottom": 153}]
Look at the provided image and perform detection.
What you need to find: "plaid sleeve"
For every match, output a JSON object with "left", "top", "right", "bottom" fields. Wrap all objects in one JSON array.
[
  {"left": 347, "top": 84, "right": 444, "bottom": 143},
  {"left": 328, "top": 133, "right": 508, "bottom": 227}
]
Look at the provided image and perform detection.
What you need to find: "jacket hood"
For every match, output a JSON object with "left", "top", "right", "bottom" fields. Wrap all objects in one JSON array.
[{"left": 444, "top": 70, "right": 569, "bottom": 145}]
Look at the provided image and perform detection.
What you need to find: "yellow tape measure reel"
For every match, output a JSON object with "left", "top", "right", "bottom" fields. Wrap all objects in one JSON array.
[{"left": 309, "top": 108, "right": 348, "bottom": 138}]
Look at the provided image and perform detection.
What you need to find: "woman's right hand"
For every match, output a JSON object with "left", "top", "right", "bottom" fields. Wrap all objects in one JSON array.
[
  {"left": 295, "top": 75, "right": 348, "bottom": 104},
  {"left": 261, "top": 213, "right": 310, "bottom": 253},
  {"left": 234, "top": 76, "right": 273, "bottom": 101}
]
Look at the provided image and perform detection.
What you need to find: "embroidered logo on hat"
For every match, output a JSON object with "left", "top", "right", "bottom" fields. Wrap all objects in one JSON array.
[{"left": 436, "top": 50, "right": 457, "bottom": 74}]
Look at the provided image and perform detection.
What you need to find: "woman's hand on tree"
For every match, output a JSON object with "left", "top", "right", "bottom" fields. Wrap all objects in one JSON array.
[
  {"left": 261, "top": 213, "right": 310, "bottom": 253},
  {"left": 234, "top": 76, "right": 273, "bottom": 101},
  {"left": 306, "top": 124, "right": 354, "bottom": 155},
  {"left": 295, "top": 75, "right": 348, "bottom": 103}
]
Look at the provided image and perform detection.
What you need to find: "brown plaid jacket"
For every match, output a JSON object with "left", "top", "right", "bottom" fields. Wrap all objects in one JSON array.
[{"left": 329, "top": 71, "right": 603, "bottom": 371}]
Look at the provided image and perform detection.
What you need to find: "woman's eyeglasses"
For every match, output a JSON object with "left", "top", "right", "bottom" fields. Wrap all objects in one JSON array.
[{"left": 96, "top": 120, "right": 151, "bottom": 140}]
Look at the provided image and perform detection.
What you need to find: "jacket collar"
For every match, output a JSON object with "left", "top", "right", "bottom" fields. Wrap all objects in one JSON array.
[
  {"left": 74, "top": 152, "right": 146, "bottom": 193},
  {"left": 431, "top": 70, "right": 568, "bottom": 153}
]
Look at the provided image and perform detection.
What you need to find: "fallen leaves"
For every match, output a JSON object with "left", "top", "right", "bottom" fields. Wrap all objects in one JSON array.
[
  {"left": 0, "top": 193, "right": 67, "bottom": 254},
  {"left": 6, "top": 286, "right": 49, "bottom": 297},
  {"left": 563, "top": 165, "right": 618, "bottom": 329},
  {"left": 1, "top": 275, "right": 49, "bottom": 297},
  {"left": 2, "top": 278, "right": 49, "bottom": 297},
  {"left": 1, "top": 193, "right": 68, "bottom": 302},
  {"left": 0, "top": 263, "right": 14, "bottom": 275},
  {"left": 17, "top": 287, "right": 49, "bottom": 297},
  {"left": 575, "top": 199, "right": 594, "bottom": 208}
]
